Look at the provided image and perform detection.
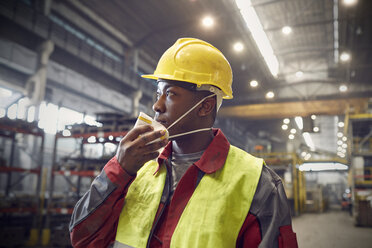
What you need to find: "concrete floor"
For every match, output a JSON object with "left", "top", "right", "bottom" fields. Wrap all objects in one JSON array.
[{"left": 292, "top": 210, "right": 372, "bottom": 248}]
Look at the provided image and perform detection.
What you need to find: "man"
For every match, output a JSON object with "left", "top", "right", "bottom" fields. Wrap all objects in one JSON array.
[{"left": 69, "top": 38, "right": 298, "bottom": 248}]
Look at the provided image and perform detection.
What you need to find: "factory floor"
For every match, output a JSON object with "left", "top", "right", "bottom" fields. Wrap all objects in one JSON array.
[{"left": 292, "top": 209, "right": 372, "bottom": 248}]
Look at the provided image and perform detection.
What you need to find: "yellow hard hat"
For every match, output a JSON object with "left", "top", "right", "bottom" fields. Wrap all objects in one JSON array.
[{"left": 142, "top": 38, "right": 233, "bottom": 99}]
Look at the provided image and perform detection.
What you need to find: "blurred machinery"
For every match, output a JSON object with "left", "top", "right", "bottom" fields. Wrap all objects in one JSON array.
[{"left": 347, "top": 113, "right": 372, "bottom": 227}]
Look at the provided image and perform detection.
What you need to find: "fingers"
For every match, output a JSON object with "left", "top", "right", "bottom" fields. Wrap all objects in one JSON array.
[
  {"left": 124, "top": 125, "right": 154, "bottom": 142},
  {"left": 139, "top": 138, "right": 168, "bottom": 154}
]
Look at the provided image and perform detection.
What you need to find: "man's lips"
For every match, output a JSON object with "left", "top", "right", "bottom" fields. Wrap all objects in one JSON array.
[{"left": 155, "top": 118, "right": 168, "bottom": 127}]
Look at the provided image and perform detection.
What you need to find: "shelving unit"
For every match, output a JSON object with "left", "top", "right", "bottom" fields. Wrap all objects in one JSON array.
[
  {"left": 41, "top": 113, "right": 135, "bottom": 246},
  {"left": 347, "top": 113, "right": 372, "bottom": 226},
  {"left": 0, "top": 117, "right": 45, "bottom": 247}
]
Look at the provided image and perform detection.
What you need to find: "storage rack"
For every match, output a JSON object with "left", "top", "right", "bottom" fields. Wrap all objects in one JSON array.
[
  {"left": 0, "top": 117, "right": 45, "bottom": 247},
  {"left": 346, "top": 113, "right": 372, "bottom": 226},
  {"left": 41, "top": 113, "right": 135, "bottom": 246}
]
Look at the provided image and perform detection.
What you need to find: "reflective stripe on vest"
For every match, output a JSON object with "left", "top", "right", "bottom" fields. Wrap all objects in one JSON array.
[{"left": 114, "top": 145, "right": 263, "bottom": 248}]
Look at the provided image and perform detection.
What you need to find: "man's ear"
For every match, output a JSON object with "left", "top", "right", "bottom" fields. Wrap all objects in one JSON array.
[{"left": 198, "top": 97, "right": 216, "bottom": 117}]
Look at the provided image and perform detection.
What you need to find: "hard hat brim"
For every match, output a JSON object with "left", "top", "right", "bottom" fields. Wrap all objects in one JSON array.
[{"left": 141, "top": 74, "right": 233, "bottom": 99}]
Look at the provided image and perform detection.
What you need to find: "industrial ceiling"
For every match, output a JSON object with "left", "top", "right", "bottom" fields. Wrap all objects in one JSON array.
[{"left": 1, "top": 0, "right": 371, "bottom": 156}]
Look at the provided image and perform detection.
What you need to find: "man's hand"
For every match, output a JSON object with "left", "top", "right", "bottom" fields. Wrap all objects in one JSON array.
[{"left": 116, "top": 125, "right": 168, "bottom": 175}]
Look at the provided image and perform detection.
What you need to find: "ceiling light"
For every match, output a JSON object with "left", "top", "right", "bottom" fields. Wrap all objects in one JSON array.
[
  {"left": 233, "top": 42, "right": 244, "bottom": 52},
  {"left": 337, "top": 132, "right": 343, "bottom": 138},
  {"left": 290, "top": 128, "right": 297, "bottom": 134},
  {"left": 304, "top": 153, "right": 312, "bottom": 160},
  {"left": 282, "top": 26, "right": 292, "bottom": 35},
  {"left": 337, "top": 140, "right": 343, "bottom": 145},
  {"left": 289, "top": 134, "right": 295, "bottom": 140},
  {"left": 342, "top": 136, "right": 347, "bottom": 142},
  {"left": 303, "top": 132, "right": 315, "bottom": 151},
  {"left": 295, "top": 116, "right": 303, "bottom": 130},
  {"left": 266, "top": 91, "right": 274, "bottom": 99},
  {"left": 338, "top": 122, "right": 344, "bottom": 127},
  {"left": 301, "top": 151, "right": 307, "bottom": 157},
  {"left": 202, "top": 16, "right": 214, "bottom": 28},
  {"left": 235, "top": 0, "right": 279, "bottom": 77},
  {"left": 311, "top": 114, "right": 316, "bottom": 120},
  {"left": 283, "top": 118, "right": 290, "bottom": 124},
  {"left": 282, "top": 124, "right": 288, "bottom": 130},
  {"left": 342, "top": 143, "right": 347, "bottom": 148},
  {"left": 343, "top": 0, "right": 357, "bottom": 6},
  {"left": 295, "top": 71, "right": 303, "bottom": 78},
  {"left": 313, "top": 127, "right": 319, "bottom": 132},
  {"left": 337, "top": 146, "right": 343, "bottom": 151},
  {"left": 339, "top": 84, "right": 348, "bottom": 92},
  {"left": 250, "top": 80, "right": 258, "bottom": 87},
  {"left": 342, "top": 149, "right": 347, "bottom": 153},
  {"left": 340, "top": 52, "right": 351, "bottom": 62}
]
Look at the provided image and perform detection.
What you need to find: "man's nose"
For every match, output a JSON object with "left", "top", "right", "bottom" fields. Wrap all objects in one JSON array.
[{"left": 152, "top": 95, "right": 165, "bottom": 113}]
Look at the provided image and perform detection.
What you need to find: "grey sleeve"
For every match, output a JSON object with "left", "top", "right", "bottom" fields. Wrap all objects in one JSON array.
[
  {"left": 69, "top": 169, "right": 117, "bottom": 232},
  {"left": 249, "top": 165, "right": 293, "bottom": 248}
]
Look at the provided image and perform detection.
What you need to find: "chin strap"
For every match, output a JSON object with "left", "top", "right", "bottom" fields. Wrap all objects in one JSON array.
[
  {"left": 166, "top": 93, "right": 216, "bottom": 131},
  {"left": 168, "top": 127, "right": 212, "bottom": 139}
]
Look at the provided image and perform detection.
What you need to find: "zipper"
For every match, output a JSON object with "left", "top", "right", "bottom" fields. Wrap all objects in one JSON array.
[{"left": 146, "top": 158, "right": 172, "bottom": 248}]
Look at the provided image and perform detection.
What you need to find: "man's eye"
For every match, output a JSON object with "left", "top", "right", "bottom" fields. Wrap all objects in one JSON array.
[{"left": 166, "top": 90, "right": 175, "bottom": 97}]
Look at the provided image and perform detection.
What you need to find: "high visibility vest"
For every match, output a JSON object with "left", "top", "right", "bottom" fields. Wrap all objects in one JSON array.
[{"left": 114, "top": 145, "right": 263, "bottom": 248}]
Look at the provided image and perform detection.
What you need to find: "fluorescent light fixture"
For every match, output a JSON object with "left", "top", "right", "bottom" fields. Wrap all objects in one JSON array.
[
  {"left": 340, "top": 52, "right": 351, "bottom": 62},
  {"left": 295, "top": 71, "right": 303, "bottom": 78},
  {"left": 283, "top": 118, "right": 290, "bottom": 124},
  {"left": 299, "top": 162, "right": 348, "bottom": 171},
  {"left": 266, "top": 91, "right": 274, "bottom": 99},
  {"left": 202, "top": 16, "right": 214, "bottom": 28},
  {"left": 343, "top": 0, "right": 357, "bottom": 6},
  {"left": 295, "top": 116, "right": 303, "bottom": 130},
  {"left": 290, "top": 128, "right": 297, "bottom": 134},
  {"left": 313, "top": 127, "right": 319, "bottom": 132},
  {"left": 282, "top": 26, "right": 292, "bottom": 35},
  {"left": 311, "top": 114, "right": 317, "bottom": 120},
  {"left": 250, "top": 80, "right": 258, "bottom": 87},
  {"left": 289, "top": 134, "right": 295, "bottom": 140},
  {"left": 235, "top": 0, "right": 279, "bottom": 76},
  {"left": 339, "top": 84, "right": 348, "bottom": 92},
  {"left": 282, "top": 124, "right": 288, "bottom": 130},
  {"left": 338, "top": 122, "right": 344, "bottom": 127},
  {"left": 303, "top": 132, "right": 315, "bottom": 151},
  {"left": 233, "top": 42, "right": 244, "bottom": 52}
]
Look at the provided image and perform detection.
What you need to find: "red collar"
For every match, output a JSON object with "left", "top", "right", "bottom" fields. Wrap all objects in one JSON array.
[{"left": 156, "top": 128, "right": 230, "bottom": 174}]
